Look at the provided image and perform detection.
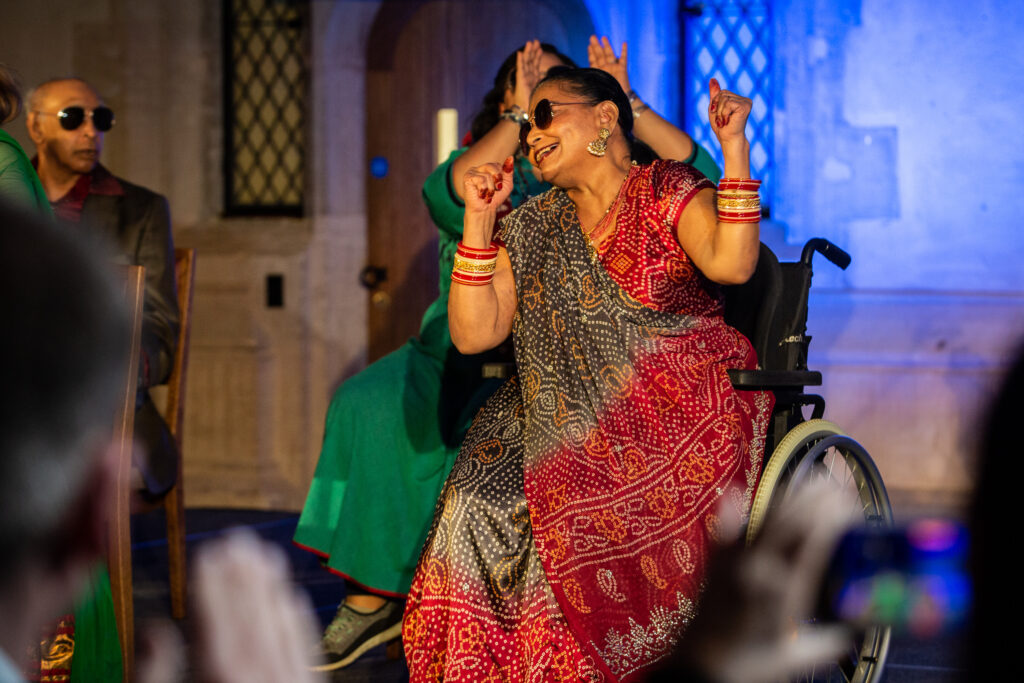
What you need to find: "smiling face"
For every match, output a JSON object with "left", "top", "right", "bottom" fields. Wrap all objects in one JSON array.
[
  {"left": 28, "top": 79, "right": 105, "bottom": 178},
  {"left": 524, "top": 81, "right": 604, "bottom": 185}
]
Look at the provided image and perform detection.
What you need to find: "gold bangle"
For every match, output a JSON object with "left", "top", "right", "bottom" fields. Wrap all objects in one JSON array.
[
  {"left": 453, "top": 258, "right": 497, "bottom": 273},
  {"left": 717, "top": 196, "right": 761, "bottom": 210},
  {"left": 715, "top": 189, "right": 760, "bottom": 197}
]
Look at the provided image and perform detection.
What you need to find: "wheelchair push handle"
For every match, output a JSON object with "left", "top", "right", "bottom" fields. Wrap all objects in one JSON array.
[{"left": 801, "top": 238, "right": 852, "bottom": 270}]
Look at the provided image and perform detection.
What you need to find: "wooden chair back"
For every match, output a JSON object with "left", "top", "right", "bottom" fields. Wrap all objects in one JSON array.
[
  {"left": 107, "top": 265, "right": 144, "bottom": 683},
  {"left": 163, "top": 248, "right": 195, "bottom": 618},
  {"left": 107, "top": 249, "right": 196, "bottom": 681}
]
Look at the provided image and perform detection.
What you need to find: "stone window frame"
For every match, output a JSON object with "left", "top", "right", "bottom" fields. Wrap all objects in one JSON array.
[{"left": 222, "top": 0, "right": 309, "bottom": 217}]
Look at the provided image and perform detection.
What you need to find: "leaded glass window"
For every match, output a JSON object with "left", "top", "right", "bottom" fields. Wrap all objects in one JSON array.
[
  {"left": 223, "top": 0, "right": 308, "bottom": 216},
  {"left": 683, "top": 0, "right": 774, "bottom": 211}
]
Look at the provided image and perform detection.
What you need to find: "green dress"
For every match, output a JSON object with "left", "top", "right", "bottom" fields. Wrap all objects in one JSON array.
[
  {"left": 294, "top": 145, "right": 722, "bottom": 596},
  {"left": 294, "top": 148, "right": 548, "bottom": 594},
  {"left": 0, "top": 128, "right": 50, "bottom": 211},
  {"left": 1, "top": 128, "right": 123, "bottom": 682}
]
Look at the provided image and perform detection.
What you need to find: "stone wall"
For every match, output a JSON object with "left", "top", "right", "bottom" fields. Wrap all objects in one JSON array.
[
  {"left": 3, "top": 0, "right": 1020, "bottom": 511},
  {"left": 771, "top": 0, "right": 1024, "bottom": 512}
]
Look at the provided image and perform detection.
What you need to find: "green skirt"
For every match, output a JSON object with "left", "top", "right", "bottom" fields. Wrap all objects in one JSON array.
[
  {"left": 71, "top": 567, "right": 123, "bottom": 682},
  {"left": 293, "top": 303, "right": 506, "bottom": 595}
]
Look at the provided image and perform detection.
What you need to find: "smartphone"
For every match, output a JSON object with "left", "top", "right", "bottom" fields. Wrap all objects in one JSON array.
[{"left": 819, "top": 519, "right": 971, "bottom": 637}]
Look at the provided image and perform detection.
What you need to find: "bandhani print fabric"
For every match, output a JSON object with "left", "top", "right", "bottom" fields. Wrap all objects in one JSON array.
[{"left": 403, "top": 161, "right": 773, "bottom": 682}]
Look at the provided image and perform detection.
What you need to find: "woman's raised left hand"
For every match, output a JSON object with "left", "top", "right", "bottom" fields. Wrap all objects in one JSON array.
[
  {"left": 708, "top": 78, "right": 752, "bottom": 150},
  {"left": 513, "top": 40, "right": 545, "bottom": 112},
  {"left": 588, "top": 35, "right": 631, "bottom": 94}
]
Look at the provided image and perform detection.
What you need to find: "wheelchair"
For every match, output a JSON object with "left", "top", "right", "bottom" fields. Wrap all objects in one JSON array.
[{"left": 724, "top": 238, "right": 894, "bottom": 683}]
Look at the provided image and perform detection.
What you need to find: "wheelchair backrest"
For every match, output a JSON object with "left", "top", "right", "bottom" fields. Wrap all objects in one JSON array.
[{"left": 723, "top": 243, "right": 814, "bottom": 372}]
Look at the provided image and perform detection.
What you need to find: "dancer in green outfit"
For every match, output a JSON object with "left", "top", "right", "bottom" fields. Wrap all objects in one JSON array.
[{"left": 294, "top": 37, "right": 723, "bottom": 671}]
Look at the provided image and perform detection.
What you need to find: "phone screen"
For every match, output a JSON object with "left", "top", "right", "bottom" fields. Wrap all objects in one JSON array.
[{"left": 821, "top": 519, "right": 971, "bottom": 636}]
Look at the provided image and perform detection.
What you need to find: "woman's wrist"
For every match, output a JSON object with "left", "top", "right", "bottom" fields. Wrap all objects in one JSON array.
[
  {"left": 492, "top": 118, "right": 526, "bottom": 150},
  {"left": 462, "top": 216, "right": 496, "bottom": 249},
  {"left": 626, "top": 89, "right": 649, "bottom": 120},
  {"left": 720, "top": 139, "right": 751, "bottom": 179},
  {"left": 500, "top": 105, "right": 528, "bottom": 126}
]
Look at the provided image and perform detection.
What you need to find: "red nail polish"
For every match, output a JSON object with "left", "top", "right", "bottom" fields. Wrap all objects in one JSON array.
[
  {"left": 710, "top": 101, "right": 716, "bottom": 112},
  {"left": 496, "top": 182, "right": 503, "bottom": 190},
  {"left": 502, "top": 157, "right": 515, "bottom": 173}
]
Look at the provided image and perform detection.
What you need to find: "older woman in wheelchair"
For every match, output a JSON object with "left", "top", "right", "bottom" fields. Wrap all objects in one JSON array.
[{"left": 401, "top": 64, "right": 892, "bottom": 682}]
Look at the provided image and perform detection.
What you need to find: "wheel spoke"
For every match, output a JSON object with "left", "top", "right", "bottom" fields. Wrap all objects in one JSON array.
[{"left": 749, "top": 424, "right": 893, "bottom": 683}]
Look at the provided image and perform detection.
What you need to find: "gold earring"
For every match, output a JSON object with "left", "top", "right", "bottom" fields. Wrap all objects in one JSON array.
[{"left": 587, "top": 127, "right": 611, "bottom": 157}]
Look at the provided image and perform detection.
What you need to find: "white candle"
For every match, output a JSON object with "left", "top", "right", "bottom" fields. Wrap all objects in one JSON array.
[{"left": 436, "top": 108, "right": 459, "bottom": 165}]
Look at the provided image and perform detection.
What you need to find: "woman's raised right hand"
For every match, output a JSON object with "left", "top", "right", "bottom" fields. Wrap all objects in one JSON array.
[{"left": 462, "top": 157, "right": 516, "bottom": 243}]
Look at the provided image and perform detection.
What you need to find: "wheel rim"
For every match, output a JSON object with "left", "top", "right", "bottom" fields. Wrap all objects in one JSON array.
[
  {"left": 787, "top": 435, "right": 893, "bottom": 529},
  {"left": 787, "top": 434, "right": 893, "bottom": 683},
  {"left": 747, "top": 423, "right": 893, "bottom": 683}
]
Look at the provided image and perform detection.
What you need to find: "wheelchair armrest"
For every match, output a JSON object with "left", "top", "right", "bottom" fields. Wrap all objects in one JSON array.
[{"left": 727, "top": 368, "right": 823, "bottom": 389}]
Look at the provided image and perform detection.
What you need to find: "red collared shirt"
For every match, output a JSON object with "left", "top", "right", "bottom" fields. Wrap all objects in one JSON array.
[{"left": 32, "top": 160, "right": 124, "bottom": 223}]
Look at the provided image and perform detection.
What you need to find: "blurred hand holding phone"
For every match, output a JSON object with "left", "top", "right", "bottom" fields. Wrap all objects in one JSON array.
[{"left": 821, "top": 519, "right": 971, "bottom": 636}]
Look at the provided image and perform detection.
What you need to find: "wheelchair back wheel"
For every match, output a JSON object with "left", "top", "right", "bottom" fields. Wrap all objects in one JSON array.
[{"left": 745, "top": 419, "right": 894, "bottom": 683}]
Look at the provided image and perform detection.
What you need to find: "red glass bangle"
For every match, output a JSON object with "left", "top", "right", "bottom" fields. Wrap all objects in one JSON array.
[
  {"left": 451, "top": 271, "right": 495, "bottom": 285},
  {"left": 717, "top": 214, "right": 761, "bottom": 223},
  {"left": 717, "top": 208, "right": 761, "bottom": 216},
  {"left": 456, "top": 241, "right": 499, "bottom": 258},
  {"left": 718, "top": 178, "right": 761, "bottom": 190},
  {"left": 717, "top": 210, "right": 761, "bottom": 219}
]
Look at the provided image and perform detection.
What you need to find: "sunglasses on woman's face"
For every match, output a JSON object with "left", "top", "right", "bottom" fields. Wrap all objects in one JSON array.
[
  {"left": 519, "top": 99, "right": 595, "bottom": 156},
  {"left": 37, "top": 106, "right": 116, "bottom": 132}
]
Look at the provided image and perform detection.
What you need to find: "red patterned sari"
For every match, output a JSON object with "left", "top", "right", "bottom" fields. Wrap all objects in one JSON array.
[{"left": 403, "top": 161, "right": 772, "bottom": 682}]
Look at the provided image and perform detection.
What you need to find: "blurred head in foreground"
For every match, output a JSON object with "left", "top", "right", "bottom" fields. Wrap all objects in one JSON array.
[
  {"left": 968, "top": 340, "right": 1022, "bottom": 680},
  {"left": 0, "top": 199, "right": 127, "bottom": 659}
]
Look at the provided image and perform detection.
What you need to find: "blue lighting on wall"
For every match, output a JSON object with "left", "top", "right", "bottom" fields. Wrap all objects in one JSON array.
[
  {"left": 683, "top": 0, "right": 774, "bottom": 209},
  {"left": 580, "top": 0, "right": 1024, "bottom": 292}
]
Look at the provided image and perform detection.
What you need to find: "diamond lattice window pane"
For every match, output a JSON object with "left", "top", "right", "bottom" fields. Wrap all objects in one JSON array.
[
  {"left": 224, "top": 0, "right": 308, "bottom": 215},
  {"left": 684, "top": 0, "right": 774, "bottom": 210}
]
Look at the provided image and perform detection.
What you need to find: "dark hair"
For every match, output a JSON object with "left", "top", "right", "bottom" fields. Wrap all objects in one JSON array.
[
  {"left": 0, "top": 64, "right": 23, "bottom": 125},
  {"left": 469, "top": 43, "right": 576, "bottom": 144},
  {"left": 536, "top": 66, "right": 659, "bottom": 164},
  {"left": 0, "top": 200, "right": 128, "bottom": 579}
]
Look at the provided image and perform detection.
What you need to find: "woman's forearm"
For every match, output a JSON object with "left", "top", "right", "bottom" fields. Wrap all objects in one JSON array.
[
  {"left": 449, "top": 209, "right": 516, "bottom": 353},
  {"left": 449, "top": 250, "right": 516, "bottom": 353},
  {"left": 720, "top": 140, "right": 751, "bottom": 180},
  {"left": 678, "top": 189, "right": 760, "bottom": 286},
  {"left": 631, "top": 101, "right": 696, "bottom": 162},
  {"left": 709, "top": 222, "right": 760, "bottom": 285},
  {"left": 450, "top": 120, "right": 521, "bottom": 201}
]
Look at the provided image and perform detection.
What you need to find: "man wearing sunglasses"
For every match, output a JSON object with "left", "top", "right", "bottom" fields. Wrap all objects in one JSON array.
[{"left": 26, "top": 77, "right": 180, "bottom": 501}]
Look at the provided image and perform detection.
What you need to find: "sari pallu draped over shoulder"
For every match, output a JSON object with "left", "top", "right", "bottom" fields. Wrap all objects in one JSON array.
[
  {"left": 506, "top": 180, "right": 770, "bottom": 681},
  {"left": 402, "top": 162, "right": 772, "bottom": 683}
]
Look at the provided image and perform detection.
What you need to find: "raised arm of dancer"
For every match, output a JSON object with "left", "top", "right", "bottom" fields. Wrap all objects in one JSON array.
[
  {"left": 449, "top": 40, "right": 545, "bottom": 200},
  {"left": 588, "top": 35, "right": 697, "bottom": 162},
  {"left": 449, "top": 157, "right": 518, "bottom": 353},
  {"left": 676, "top": 79, "right": 759, "bottom": 285}
]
